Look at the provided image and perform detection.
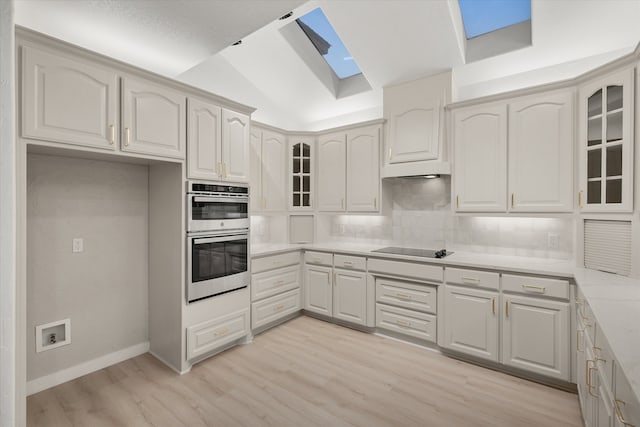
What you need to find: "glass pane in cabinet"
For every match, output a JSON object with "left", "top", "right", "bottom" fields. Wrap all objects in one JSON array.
[
  {"left": 303, "top": 143, "right": 310, "bottom": 157},
  {"left": 588, "top": 118, "right": 601, "bottom": 146},
  {"left": 587, "top": 181, "right": 601, "bottom": 204},
  {"left": 588, "top": 89, "right": 602, "bottom": 117},
  {"left": 303, "top": 193, "right": 310, "bottom": 207},
  {"left": 607, "top": 85, "right": 623, "bottom": 111},
  {"left": 293, "top": 176, "right": 300, "bottom": 192},
  {"left": 587, "top": 149, "right": 602, "bottom": 179},
  {"left": 303, "top": 159, "right": 310, "bottom": 173},
  {"left": 606, "top": 145, "right": 623, "bottom": 177},
  {"left": 293, "top": 158, "right": 300, "bottom": 174},
  {"left": 303, "top": 175, "right": 310, "bottom": 191},
  {"left": 606, "top": 111, "right": 623, "bottom": 142},
  {"left": 293, "top": 143, "right": 301, "bottom": 157},
  {"left": 606, "top": 179, "right": 622, "bottom": 203},
  {"left": 293, "top": 193, "right": 300, "bottom": 206}
]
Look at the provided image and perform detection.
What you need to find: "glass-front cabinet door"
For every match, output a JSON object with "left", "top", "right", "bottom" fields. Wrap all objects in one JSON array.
[
  {"left": 579, "top": 68, "right": 634, "bottom": 212},
  {"left": 289, "top": 136, "right": 314, "bottom": 210}
]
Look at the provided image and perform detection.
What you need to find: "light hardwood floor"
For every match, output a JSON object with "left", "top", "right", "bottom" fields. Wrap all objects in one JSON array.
[{"left": 27, "top": 316, "right": 583, "bottom": 427}]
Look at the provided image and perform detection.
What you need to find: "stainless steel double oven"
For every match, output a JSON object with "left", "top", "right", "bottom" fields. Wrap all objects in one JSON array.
[{"left": 186, "top": 181, "right": 249, "bottom": 303}]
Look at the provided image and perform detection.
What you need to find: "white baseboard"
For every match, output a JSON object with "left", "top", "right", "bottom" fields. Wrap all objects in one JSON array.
[
  {"left": 27, "top": 342, "right": 150, "bottom": 396},
  {"left": 148, "top": 350, "right": 190, "bottom": 375}
]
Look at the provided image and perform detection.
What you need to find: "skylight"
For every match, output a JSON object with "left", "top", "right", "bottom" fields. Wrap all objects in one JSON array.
[
  {"left": 296, "top": 8, "right": 361, "bottom": 79},
  {"left": 458, "top": 0, "right": 531, "bottom": 39}
]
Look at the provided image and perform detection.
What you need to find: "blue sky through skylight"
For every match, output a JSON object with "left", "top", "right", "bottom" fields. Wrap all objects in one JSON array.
[
  {"left": 459, "top": 0, "right": 531, "bottom": 39},
  {"left": 297, "top": 8, "right": 362, "bottom": 79}
]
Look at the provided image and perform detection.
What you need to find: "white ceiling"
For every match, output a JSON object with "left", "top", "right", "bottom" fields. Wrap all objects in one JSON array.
[{"left": 14, "top": 0, "right": 640, "bottom": 131}]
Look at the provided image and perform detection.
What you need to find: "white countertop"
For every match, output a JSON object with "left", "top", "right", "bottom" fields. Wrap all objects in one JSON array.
[{"left": 250, "top": 242, "right": 640, "bottom": 402}]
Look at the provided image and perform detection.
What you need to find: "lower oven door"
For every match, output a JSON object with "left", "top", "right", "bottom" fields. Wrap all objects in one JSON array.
[{"left": 187, "top": 230, "right": 249, "bottom": 303}]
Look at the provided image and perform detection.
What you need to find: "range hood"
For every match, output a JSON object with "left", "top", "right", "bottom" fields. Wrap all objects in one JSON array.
[{"left": 381, "top": 160, "right": 451, "bottom": 179}]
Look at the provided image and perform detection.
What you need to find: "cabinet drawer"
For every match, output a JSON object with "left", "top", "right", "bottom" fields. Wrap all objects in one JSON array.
[
  {"left": 502, "top": 274, "right": 570, "bottom": 300},
  {"left": 376, "top": 278, "right": 437, "bottom": 314},
  {"left": 615, "top": 368, "right": 640, "bottom": 427},
  {"left": 376, "top": 304, "right": 436, "bottom": 343},
  {"left": 445, "top": 267, "right": 499, "bottom": 290},
  {"left": 367, "top": 258, "right": 443, "bottom": 283},
  {"left": 304, "top": 250, "right": 333, "bottom": 266},
  {"left": 186, "top": 309, "right": 249, "bottom": 360},
  {"left": 334, "top": 254, "right": 366, "bottom": 271},
  {"left": 251, "top": 265, "right": 300, "bottom": 301},
  {"left": 251, "top": 251, "right": 300, "bottom": 274},
  {"left": 251, "top": 288, "right": 301, "bottom": 330}
]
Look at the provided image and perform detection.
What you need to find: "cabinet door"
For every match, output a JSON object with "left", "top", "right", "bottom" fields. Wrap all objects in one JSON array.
[
  {"left": 22, "top": 45, "right": 118, "bottom": 149},
  {"left": 347, "top": 126, "right": 380, "bottom": 212},
  {"left": 453, "top": 104, "right": 507, "bottom": 212},
  {"left": 289, "top": 136, "right": 314, "bottom": 209},
  {"left": 508, "top": 91, "right": 574, "bottom": 212},
  {"left": 502, "top": 295, "right": 570, "bottom": 380},
  {"left": 317, "top": 132, "right": 346, "bottom": 211},
  {"left": 122, "top": 77, "right": 186, "bottom": 159},
  {"left": 303, "top": 265, "right": 333, "bottom": 316},
  {"left": 222, "top": 110, "right": 250, "bottom": 183},
  {"left": 187, "top": 98, "right": 222, "bottom": 180},
  {"left": 333, "top": 269, "right": 367, "bottom": 326},
  {"left": 579, "top": 68, "right": 634, "bottom": 212},
  {"left": 597, "top": 373, "right": 614, "bottom": 427},
  {"left": 443, "top": 285, "right": 499, "bottom": 362},
  {"left": 261, "top": 130, "right": 287, "bottom": 211},
  {"left": 388, "top": 101, "right": 440, "bottom": 163},
  {"left": 249, "top": 129, "right": 262, "bottom": 210}
]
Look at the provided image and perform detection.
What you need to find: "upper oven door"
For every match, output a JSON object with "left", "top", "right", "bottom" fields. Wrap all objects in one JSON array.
[{"left": 188, "top": 194, "right": 249, "bottom": 232}]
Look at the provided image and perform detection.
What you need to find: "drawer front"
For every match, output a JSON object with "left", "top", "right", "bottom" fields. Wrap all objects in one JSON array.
[
  {"left": 376, "top": 304, "right": 436, "bottom": 343},
  {"left": 502, "top": 274, "right": 570, "bottom": 300},
  {"left": 251, "top": 288, "right": 301, "bottom": 330},
  {"left": 333, "top": 254, "right": 366, "bottom": 271},
  {"left": 614, "top": 368, "right": 640, "bottom": 427},
  {"left": 367, "top": 258, "right": 443, "bottom": 283},
  {"left": 445, "top": 267, "right": 499, "bottom": 290},
  {"left": 251, "top": 265, "right": 300, "bottom": 301},
  {"left": 304, "top": 250, "right": 333, "bottom": 267},
  {"left": 376, "top": 278, "right": 437, "bottom": 314},
  {"left": 251, "top": 251, "right": 300, "bottom": 274},
  {"left": 186, "top": 309, "right": 249, "bottom": 360}
]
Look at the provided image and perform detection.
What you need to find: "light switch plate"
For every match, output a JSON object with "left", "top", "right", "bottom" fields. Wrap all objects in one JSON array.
[{"left": 72, "top": 238, "right": 83, "bottom": 253}]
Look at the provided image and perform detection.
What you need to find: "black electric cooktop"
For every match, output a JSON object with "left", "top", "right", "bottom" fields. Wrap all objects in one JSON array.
[{"left": 371, "top": 247, "right": 452, "bottom": 259}]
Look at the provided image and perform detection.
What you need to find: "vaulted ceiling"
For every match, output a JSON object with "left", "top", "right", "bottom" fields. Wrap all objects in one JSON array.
[{"left": 15, "top": 0, "right": 640, "bottom": 131}]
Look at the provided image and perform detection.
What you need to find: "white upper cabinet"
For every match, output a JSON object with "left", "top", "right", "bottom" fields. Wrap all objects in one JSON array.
[
  {"left": 578, "top": 68, "right": 634, "bottom": 212},
  {"left": 289, "top": 135, "right": 314, "bottom": 210},
  {"left": 122, "top": 77, "right": 186, "bottom": 159},
  {"left": 453, "top": 104, "right": 508, "bottom": 212},
  {"left": 508, "top": 90, "right": 574, "bottom": 212},
  {"left": 222, "top": 110, "right": 250, "bottom": 183},
  {"left": 22, "top": 45, "right": 118, "bottom": 150},
  {"left": 346, "top": 125, "right": 380, "bottom": 212},
  {"left": 187, "top": 98, "right": 222, "bottom": 180},
  {"left": 317, "top": 132, "right": 347, "bottom": 212},
  {"left": 260, "top": 130, "right": 287, "bottom": 211},
  {"left": 382, "top": 72, "right": 451, "bottom": 177},
  {"left": 249, "top": 128, "right": 262, "bottom": 210}
]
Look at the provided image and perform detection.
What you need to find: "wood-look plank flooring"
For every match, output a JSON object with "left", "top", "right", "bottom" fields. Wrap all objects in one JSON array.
[{"left": 27, "top": 316, "right": 583, "bottom": 427}]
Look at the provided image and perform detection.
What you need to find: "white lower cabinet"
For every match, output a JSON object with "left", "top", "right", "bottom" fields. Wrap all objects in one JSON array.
[
  {"left": 186, "top": 309, "right": 249, "bottom": 361},
  {"left": 442, "top": 285, "right": 499, "bottom": 362},
  {"left": 502, "top": 294, "right": 570, "bottom": 380},
  {"left": 376, "top": 304, "right": 436, "bottom": 342},
  {"left": 304, "top": 264, "right": 333, "bottom": 317},
  {"left": 250, "top": 251, "right": 301, "bottom": 331},
  {"left": 333, "top": 269, "right": 367, "bottom": 326}
]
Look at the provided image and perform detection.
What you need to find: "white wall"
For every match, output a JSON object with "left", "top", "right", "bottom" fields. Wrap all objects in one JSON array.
[
  {"left": 26, "top": 154, "right": 149, "bottom": 382},
  {"left": 0, "top": 0, "right": 17, "bottom": 424}
]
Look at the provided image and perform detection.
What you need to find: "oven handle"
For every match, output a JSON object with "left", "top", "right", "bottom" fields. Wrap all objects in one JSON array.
[
  {"left": 193, "top": 233, "right": 248, "bottom": 245},
  {"left": 192, "top": 196, "right": 249, "bottom": 203}
]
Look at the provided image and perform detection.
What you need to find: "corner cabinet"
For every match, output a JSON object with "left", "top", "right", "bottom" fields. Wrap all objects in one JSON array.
[
  {"left": 452, "top": 104, "right": 508, "bottom": 212},
  {"left": 289, "top": 135, "right": 314, "bottom": 210},
  {"left": 578, "top": 68, "right": 634, "bottom": 212},
  {"left": 121, "top": 77, "right": 186, "bottom": 159},
  {"left": 22, "top": 45, "right": 119, "bottom": 150}
]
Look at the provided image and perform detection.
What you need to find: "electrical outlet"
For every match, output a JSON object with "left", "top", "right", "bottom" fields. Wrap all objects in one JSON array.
[
  {"left": 72, "top": 238, "right": 84, "bottom": 253},
  {"left": 547, "top": 233, "right": 559, "bottom": 249}
]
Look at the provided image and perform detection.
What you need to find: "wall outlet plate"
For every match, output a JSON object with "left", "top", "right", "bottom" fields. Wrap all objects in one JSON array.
[
  {"left": 547, "top": 232, "right": 559, "bottom": 249},
  {"left": 35, "top": 318, "right": 71, "bottom": 352},
  {"left": 72, "top": 238, "right": 83, "bottom": 253}
]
